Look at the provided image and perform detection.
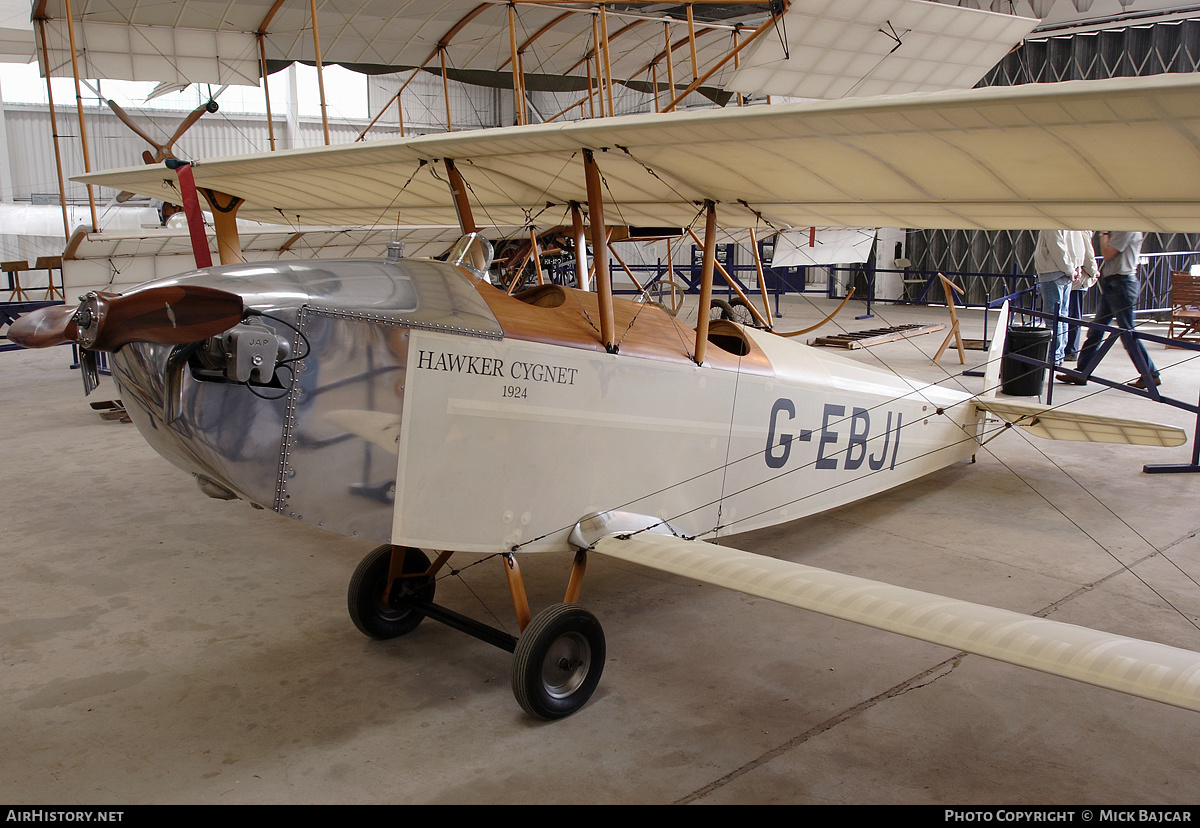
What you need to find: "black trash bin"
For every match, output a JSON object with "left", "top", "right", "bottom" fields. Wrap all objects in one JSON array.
[{"left": 1000, "top": 325, "right": 1053, "bottom": 396}]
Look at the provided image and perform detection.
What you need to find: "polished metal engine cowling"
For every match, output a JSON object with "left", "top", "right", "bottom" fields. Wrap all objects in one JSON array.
[{"left": 111, "top": 257, "right": 502, "bottom": 543}]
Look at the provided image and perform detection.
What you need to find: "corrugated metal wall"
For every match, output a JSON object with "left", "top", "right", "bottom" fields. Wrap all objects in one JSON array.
[
  {"left": 0, "top": 69, "right": 501, "bottom": 207},
  {"left": 909, "top": 19, "right": 1200, "bottom": 285}
]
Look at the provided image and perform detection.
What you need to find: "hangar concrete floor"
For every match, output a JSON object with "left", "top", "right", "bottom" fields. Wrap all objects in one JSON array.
[{"left": 3, "top": 295, "right": 1200, "bottom": 805}]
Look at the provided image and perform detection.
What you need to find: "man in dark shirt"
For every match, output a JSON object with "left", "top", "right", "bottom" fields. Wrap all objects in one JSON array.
[{"left": 1058, "top": 231, "right": 1160, "bottom": 388}]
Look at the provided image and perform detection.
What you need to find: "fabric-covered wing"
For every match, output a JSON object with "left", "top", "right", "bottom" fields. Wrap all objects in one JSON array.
[
  {"left": 593, "top": 532, "right": 1200, "bottom": 713},
  {"left": 729, "top": 0, "right": 1038, "bottom": 99},
  {"left": 75, "top": 74, "right": 1200, "bottom": 233},
  {"left": 34, "top": 0, "right": 754, "bottom": 90},
  {"left": 973, "top": 399, "right": 1188, "bottom": 447}
]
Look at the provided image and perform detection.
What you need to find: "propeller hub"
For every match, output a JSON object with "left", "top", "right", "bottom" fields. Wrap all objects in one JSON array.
[{"left": 73, "top": 293, "right": 104, "bottom": 349}]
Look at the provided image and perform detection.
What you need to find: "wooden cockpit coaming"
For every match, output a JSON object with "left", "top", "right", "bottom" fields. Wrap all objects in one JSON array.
[{"left": 472, "top": 280, "right": 774, "bottom": 376}]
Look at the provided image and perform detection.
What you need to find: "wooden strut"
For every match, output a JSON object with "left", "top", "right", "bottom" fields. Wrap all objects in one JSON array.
[
  {"left": 503, "top": 553, "right": 533, "bottom": 632},
  {"left": 509, "top": 4, "right": 526, "bottom": 125},
  {"left": 309, "top": 0, "right": 330, "bottom": 146},
  {"left": 444, "top": 158, "right": 477, "bottom": 235},
  {"left": 686, "top": 3, "right": 699, "bottom": 82},
  {"left": 257, "top": 34, "right": 276, "bottom": 151},
  {"left": 61, "top": 0, "right": 98, "bottom": 231},
  {"left": 662, "top": 5, "right": 786, "bottom": 113},
  {"left": 199, "top": 189, "right": 246, "bottom": 265},
  {"left": 583, "top": 149, "right": 617, "bottom": 352},
  {"left": 749, "top": 228, "right": 771, "bottom": 322},
  {"left": 441, "top": 47, "right": 453, "bottom": 131},
  {"left": 389, "top": 548, "right": 453, "bottom": 597},
  {"left": 586, "top": 59, "right": 596, "bottom": 119},
  {"left": 694, "top": 201, "right": 717, "bottom": 365},
  {"left": 35, "top": 17, "right": 70, "bottom": 241},
  {"left": 664, "top": 20, "right": 677, "bottom": 104},
  {"left": 383, "top": 546, "right": 584, "bottom": 645},
  {"left": 592, "top": 14, "right": 605, "bottom": 118},
  {"left": 606, "top": 242, "right": 646, "bottom": 294},
  {"left": 571, "top": 202, "right": 591, "bottom": 291},
  {"left": 600, "top": 6, "right": 615, "bottom": 117},
  {"left": 564, "top": 550, "right": 588, "bottom": 604},
  {"left": 529, "top": 227, "right": 545, "bottom": 285},
  {"left": 733, "top": 27, "right": 744, "bottom": 107},
  {"left": 357, "top": 62, "right": 428, "bottom": 141},
  {"left": 359, "top": 2, "right": 491, "bottom": 141},
  {"left": 503, "top": 230, "right": 546, "bottom": 294}
]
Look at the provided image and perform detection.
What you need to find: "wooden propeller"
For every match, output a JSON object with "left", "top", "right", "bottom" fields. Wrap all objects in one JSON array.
[
  {"left": 6, "top": 304, "right": 79, "bottom": 348},
  {"left": 107, "top": 98, "right": 219, "bottom": 203},
  {"left": 6, "top": 286, "right": 244, "bottom": 352}
]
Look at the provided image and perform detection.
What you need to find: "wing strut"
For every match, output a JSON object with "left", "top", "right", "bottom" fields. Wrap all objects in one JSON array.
[
  {"left": 583, "top": 149, "right": 617, "bottom": 352},
  {"left": 694, "top": 200, "right": 717, "bottom": 364},
  {"left": 591, "top": 532, "right": 1200, "bottom": 713},
  {"left": 571, "top": 201, "right": 591, "bottom": 291},
  {"left": 444, "top": 158, "right": 478, "bottom": 235}
]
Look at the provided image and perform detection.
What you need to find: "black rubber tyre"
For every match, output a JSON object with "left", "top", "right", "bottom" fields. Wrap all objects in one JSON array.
[
  {"left": 710, "top": 297, "right": 736, "bottom": 322},
  {"left": 511, "top": 603, "right": 605, "bottom": 720},
  {"left": 347, "top": 544, "right": 434, "bottom": 640},
  {"left": 726, "top": 297, "right": 764, "bottom": 328},
  {"left": 711, "top": 297, "right": 764, "bottom": 328}
]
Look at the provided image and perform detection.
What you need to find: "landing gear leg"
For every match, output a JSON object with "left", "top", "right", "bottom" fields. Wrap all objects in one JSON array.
[
  {"left": 505, "top": 550, "right": 605, "bottom": 719},
  {"left": 347, "top": 545, "right": 606, "bottom": 719}
]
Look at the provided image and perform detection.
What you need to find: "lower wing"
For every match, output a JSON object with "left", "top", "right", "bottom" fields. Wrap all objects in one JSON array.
[{"left": 591, "top": 531, "right": 1200, "bottom": 713}]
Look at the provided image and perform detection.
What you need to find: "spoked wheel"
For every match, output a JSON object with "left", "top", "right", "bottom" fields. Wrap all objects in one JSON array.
[
  {"left": 512, "top": 603, "right": 606, "bottom": 720},
  {"left": 711, "top": 297, "right": 763, "bottom": 327},
  {"left": 645, "top": 279, "right": 688, "bottom": 316},
  {"left": 725, "top": 297, "right": 764, "bottom": 328},
  {"left": 710, "top": 297, "right": 736, "bottom": 322},
  {"left": 348, "top": 544, "right": 435, "bottom": 640}
]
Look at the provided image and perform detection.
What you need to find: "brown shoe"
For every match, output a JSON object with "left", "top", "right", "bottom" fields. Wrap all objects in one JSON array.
[
  {"left": 1127, "top": 375, "right": 1162, "bottom": 389},
  {"left": 1057, "top": 373, "right": 1086, "bottom": 385}
]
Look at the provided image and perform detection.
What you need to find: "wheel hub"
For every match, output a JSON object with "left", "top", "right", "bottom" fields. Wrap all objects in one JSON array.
[{"left": 542, "top": 632, "right": 591, "bottom": 699}]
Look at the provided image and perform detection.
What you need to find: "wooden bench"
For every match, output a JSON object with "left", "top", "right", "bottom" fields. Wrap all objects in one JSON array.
[
  {"left": 3, "top": 260, "right": 29, "bottom": 301},
  {"left": 34, "top": 256, "right": 64, "bottom": 301},
  {"left": 1168, "top": 270, "right": 1200, "bottom": 343}
]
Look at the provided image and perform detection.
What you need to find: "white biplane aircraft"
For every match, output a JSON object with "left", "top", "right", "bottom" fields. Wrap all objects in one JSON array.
[{"left": 10, "top": 73, "right": 1200, "bottom": 720}]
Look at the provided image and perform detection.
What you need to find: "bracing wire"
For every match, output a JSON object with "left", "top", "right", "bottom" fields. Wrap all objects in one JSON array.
[{"left": 503, "top": 200, "right": 1200, "bottom": 635}]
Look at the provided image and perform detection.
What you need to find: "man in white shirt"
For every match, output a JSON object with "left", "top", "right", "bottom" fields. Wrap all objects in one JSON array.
[
  {"left": 1062, "top": 231, "right": 1099, "bottom": 362},
  {"left": 1034, "top": 230, "right": 1084, "bottom": 365}
]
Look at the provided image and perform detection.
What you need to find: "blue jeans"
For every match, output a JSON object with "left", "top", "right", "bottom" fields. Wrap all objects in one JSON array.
[
  {"left": 1065, "top": 289, "right": 1084, "bottom": 357},
  {"left": 1039, "top": 273, "right": 1070, "bottom": 364},
  {"left": 1077, "top": 275, "right": 1158, "bottom": 380}
]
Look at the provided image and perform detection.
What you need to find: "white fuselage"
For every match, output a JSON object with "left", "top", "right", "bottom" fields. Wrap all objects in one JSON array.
[
  {"left": 109, "top": 260, "right": 984, "bottom": 556},
  {"left": 393, "top": 327, "right": 982, "bottom": 553}
]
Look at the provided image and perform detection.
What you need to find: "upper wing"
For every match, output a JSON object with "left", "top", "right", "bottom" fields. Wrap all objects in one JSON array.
[
  {"left": 592, "top": 531, "right": 1200, "bottom": 713},
  {"left": 75, "top": 74, "right": 1200, "bottom": 233},
  {"left": 973, "top": 398, "right": 1188, "bottom": 447}
]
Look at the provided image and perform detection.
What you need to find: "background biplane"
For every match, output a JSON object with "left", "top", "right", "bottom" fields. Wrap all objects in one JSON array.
[{"left": 9, "top": 72, "right": 1200, "bottom": 721}]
